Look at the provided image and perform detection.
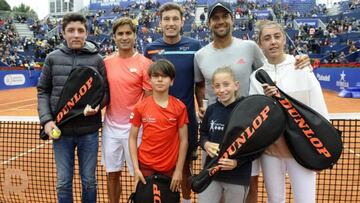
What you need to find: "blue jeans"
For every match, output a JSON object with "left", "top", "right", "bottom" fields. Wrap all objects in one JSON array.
[{"left": 53, "top": 131, "right": 99, "bottom": 203}]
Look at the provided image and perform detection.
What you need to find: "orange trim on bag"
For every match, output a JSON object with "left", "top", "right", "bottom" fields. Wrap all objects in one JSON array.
[
  {"left": 278, "top": 97, "right": 332, "bottom": 158},
  {"left": 208, "top": 105, "right": 271, "bottom": 176},
  {"left": 55, "top": 76, "right": 93, "bottom": 124},
  {"left": 153, "top": 183, "right": 161, "bottom": 203}
]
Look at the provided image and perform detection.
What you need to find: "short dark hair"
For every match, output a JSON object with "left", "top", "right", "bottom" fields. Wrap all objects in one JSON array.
[
  {"left": 159, "top": 2, "right": 184, "bottom": 19},
  {"left": 112, "top": 17, "right": 136, "bottom": 35},
  {"left": 148, "top": 59, "right": 176, "bottom": 80},
  {"left": 62, "top": 13, "right": 87, "bottom": 32}
]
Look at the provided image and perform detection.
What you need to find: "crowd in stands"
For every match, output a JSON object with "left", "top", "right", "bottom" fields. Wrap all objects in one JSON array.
[
  {"left": 0, "top": 17, "right": 58, "bottom": 68},
  {"left": 0, "top": 0, "right": 359, "bottom": 68}
]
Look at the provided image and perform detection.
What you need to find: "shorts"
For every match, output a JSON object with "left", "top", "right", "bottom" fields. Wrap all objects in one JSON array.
[
  {"left": 251, "top": 159, "right": 261, "bottom": 176},
  {"left": 101, "top": 125, "right": 141, "bottom": 175}
]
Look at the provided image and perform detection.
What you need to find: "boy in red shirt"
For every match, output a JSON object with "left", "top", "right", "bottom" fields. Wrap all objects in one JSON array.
[{"left": 129, "top": 59, "right": 188, "bottom": 192}]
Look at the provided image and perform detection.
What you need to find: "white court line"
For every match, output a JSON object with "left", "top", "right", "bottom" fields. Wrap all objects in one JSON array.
[
  {"left": 1, "top": 140, "right": 53, "bottom": 165},
  {"left": 17, "top": 104, "right": 37, "bottom": 110},
  {"left": 0, "top": 98, "right": 36, "bottom": 106},
  {"left": 0, "top": 103, "right": 37, "bottom": 113},
  {"left": 16, "top": 108, "right": 37, "bottom": 111}
]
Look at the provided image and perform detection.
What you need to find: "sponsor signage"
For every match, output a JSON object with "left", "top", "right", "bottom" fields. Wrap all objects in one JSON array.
[
  {"left": 295, "top": 19, "right": 319, "bottom": 27},
  {"left": 4, "top": 74, "right": 25, "bottom": 86},
  {"left": 314, "top": 67, "right": 360, "bottom": 92},
  {"left": 0, "top": 70, "right": 41, "bottom": 90}
]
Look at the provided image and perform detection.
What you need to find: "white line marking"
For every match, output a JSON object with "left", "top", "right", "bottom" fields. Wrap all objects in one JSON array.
[
  {"left": 1, "top": 140, "right": 53, "bottom": 165},
  {"left": 0, "top": 103, "right": 37, "bottom": 113},
  {"left": 0, "top": 98, "right": 36, "bottom": 106},
  {"left": 17, "top": 105, "right": 37, "bottom": 109}
]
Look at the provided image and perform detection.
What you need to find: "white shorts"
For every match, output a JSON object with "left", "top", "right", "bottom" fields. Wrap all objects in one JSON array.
[
  {"left": 251, "top": 159, "right": 261, "bottom": 176},
  {"left": 101, "top": 125, "right": 141, "bottom": 176}
]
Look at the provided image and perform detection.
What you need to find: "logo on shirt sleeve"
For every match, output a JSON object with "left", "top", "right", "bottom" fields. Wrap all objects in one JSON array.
[{"left": 130, "top": 112, "right": 134, "bottom": 119}]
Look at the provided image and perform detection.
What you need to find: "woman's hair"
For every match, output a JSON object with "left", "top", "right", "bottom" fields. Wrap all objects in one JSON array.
[
  {"left": 148, "top": 59, "right": 176, "bottom": 80},
  {"left": 255, "top": 20, "right": 285, "bottom": 45},
  {"left": 211, "top": 66, "right": 239, "bottom": 97}
]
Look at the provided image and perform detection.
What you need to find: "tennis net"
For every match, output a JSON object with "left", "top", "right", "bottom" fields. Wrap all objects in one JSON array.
[{"left": 0, "top": 114, "right": 359, "bottom": 202}]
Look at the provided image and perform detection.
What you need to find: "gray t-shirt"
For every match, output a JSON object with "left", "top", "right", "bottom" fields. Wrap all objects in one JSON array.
[{"left": 194, "top": 38, "right": 265, "bottom": 105}]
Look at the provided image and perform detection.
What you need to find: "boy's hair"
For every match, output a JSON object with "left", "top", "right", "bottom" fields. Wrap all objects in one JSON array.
[
  {"left": 255, "top": 20, "right": 285, "bottom": 45},
  {"left": 211, "top": 66, "right": 239, "bottom": 97},
  {"left": 159, "top": 2, "right": 184, "bottom": 19},
  {"left": 62, "top": 13, "right": 87, "bottom": 32},
  {"left": 112, "top": 17, "right": 136, "bottom": 35},
  {"left": 148, "top": 59, "right": 176, "bottom": 80}
]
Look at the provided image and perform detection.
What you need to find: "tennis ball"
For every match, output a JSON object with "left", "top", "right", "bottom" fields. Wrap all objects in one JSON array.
[{"left": 51, "top": 129, "right": 61, "bottom": 139}]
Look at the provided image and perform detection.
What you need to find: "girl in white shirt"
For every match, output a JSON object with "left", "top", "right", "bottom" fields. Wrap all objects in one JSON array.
[{"left": 249, "top": 20, "right": 329, "bottom": 203}]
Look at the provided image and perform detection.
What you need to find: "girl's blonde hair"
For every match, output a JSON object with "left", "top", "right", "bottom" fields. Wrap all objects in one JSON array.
[
  {"left": 255, "top": 20, "right": 286, "bottom": 45},
  {"left": 211, "top": 66, "right": 239, "bottom": 97}
]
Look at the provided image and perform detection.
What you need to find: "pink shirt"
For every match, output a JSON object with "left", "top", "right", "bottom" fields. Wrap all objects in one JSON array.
[{"left": 104, "top": 52, "right": 152, "bottom": 130}]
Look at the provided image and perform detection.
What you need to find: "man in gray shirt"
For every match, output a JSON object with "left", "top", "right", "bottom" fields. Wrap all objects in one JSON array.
[{"left": 194, "top": 2, "right": 310, "bottom": 203}]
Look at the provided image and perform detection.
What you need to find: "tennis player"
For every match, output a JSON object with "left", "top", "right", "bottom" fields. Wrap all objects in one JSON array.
[{"left": 101, "top": 17, "right": 152, "bottom": 203}]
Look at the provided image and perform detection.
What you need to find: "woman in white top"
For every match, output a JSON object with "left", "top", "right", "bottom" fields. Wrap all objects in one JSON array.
[{"left": 249, "top": 20, "right": 329, "bottom": 203}]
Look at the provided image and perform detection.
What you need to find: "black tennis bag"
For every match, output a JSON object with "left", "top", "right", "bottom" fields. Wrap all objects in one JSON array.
[
  {"left": 191, "top": 95, "right": 286, "bottom": 193},
  {"left": 40, "top": 66, "right": 105, "bottom": 140},
  {"left": 255, "top": 69, "right": 343, "bottom": 170},
  {"left": 128, "top": 174, "right": 180, "bottom": 203}
]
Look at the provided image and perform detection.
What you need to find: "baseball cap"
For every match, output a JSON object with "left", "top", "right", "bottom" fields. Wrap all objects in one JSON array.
[{"left": 208, "top": 1, "right": 233, "bottom": 19}]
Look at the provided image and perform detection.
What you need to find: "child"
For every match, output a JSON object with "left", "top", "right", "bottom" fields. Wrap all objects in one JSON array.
[
  {"left": 199, "top": 66, "right": 254, "bottom": 203},
  {"left": 129, "top": 59, "right": 188, "bottom": 193},
  {"left": 249, "top": 20, "right": 329, "bottom": 203}
]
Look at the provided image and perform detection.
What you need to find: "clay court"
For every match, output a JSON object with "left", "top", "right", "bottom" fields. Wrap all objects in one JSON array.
[
  {"left": 0, "top": 87, "right": 359, "bottom": 203},
  {"left": 0, "top": 87, "right": 359, "bottom": 116}
]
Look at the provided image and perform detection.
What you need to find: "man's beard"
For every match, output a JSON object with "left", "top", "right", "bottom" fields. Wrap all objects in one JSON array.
[{"left": 212, "top": 26, "right": 232, "bottom": 38}]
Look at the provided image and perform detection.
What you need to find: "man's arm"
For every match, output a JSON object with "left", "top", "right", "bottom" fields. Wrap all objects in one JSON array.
[
  {"left": 195, "top": 81, "right": 205, "bottom": 118},
  {"left": 129, "top": 125, "right": 146, "bottom": 185},
  {"left": 194, "top": 53, "right": 206, "bottom": 118},
  {"left": 170, "top": 124, "right": 188, "bottom": 192},
  {"left": 37, "top": 57, "right": 54, "bottom": 126},
  {"left": 98, "top": 59, "right": 109, "bottom": 108}
]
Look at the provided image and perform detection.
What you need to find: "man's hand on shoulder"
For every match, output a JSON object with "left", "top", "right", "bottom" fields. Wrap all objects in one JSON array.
[{"left": 295, "top": 55, "right": 312, "bottom": 70}]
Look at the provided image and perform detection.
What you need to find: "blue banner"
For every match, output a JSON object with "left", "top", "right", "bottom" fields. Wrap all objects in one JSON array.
[
  {"left": 314, "top": 67, "right": 360, "bottom": 92},
  {"left": 253, "top": 10, "right": 271, "bottom": 19},
  {"left": 282, "top": 0, "right": 314, "bottom": 3},
  {"left": 0, "top": 70, "right": 41, "bottom": 90},
  {"left": 295, "top": 18, "right": 318, "bottom": 27}
]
